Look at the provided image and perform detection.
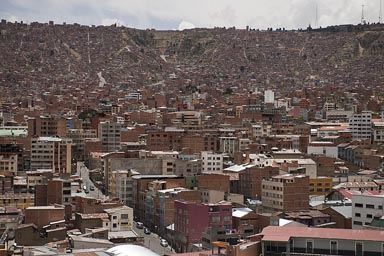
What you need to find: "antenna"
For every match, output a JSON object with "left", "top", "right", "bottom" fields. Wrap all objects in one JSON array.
[
  {"left": 380, "top": 0, "right": 383, "bottom": 23},
  {"left": 315, "top": 3, "right": 318, "bottom": 28},
  {"left": 361, "top": 4, "right": 365, "bottom": 24}
]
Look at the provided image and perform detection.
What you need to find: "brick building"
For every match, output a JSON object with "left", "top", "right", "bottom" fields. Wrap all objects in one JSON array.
[
  {"left": 239, "top": 166, "right": 280, "bottom": 200},
  {"left": 262, "top": 174, "right": 310, "bottom": 212},
  {"left": 30, "top": 136, "right": 72, "bottom": 174},
  {"left": 198, "top": 173, "right": 230, "bottom": 193},
  {"left": 174, "top": 200, "right": 232, "bottom": 253}
]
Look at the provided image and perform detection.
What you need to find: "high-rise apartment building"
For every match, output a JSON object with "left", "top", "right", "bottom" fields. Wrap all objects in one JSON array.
[
  {"left": 349, "top": 111, "right": 372, "bottom": 141},
  {"left": 30, "top": 137, "right": 72, "bottom": 174},
  {"left": 98, "top": 121, "right": 121, "bottom": 152}
]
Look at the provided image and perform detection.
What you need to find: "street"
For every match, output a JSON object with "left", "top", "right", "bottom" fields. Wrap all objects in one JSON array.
[
  {"left": 76, "top": 162, "right": 106, "bottom": 199},
  {"left": 133, "top": 224, "right": 174, "bottom": 255}
]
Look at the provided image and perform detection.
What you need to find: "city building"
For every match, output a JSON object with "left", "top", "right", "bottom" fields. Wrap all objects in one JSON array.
[
  {"left": 30, "top": 136, "right": 72, "bottom": 174},
  {"left": 219, "top": 137, "right": 239, "bottom": 157},
  {"left": 349, "top": 111, "right": 372, "bottom": 141},
  {"left": 103, "top": 206, "right": 134, "bottom": 231},
  {"left": 309, "top": 177, "right": 333, "bottom": 195},
  {"left": 264, "top": 90, "right": 275, "bottom": 104},
  {"left": 261, "top": 226, "right": 384, "bottom": 255},
  {"left": 201, "top": 151, "right": 225, "bottom": 172},
  {"left": 262, "top": 174, "right": 310, "bottom": 212},
  {"left": 27, "top": 115, "right": 67, "bottom": 138},
  {"left": 0, "top": 143, "right": 24, "bottom": 175},
  {"left": 66, "top": 129, "right": 97, "bottom": 160},
  {"left": 307, "top": 141, "right": 338, "bottom": 158},
  {"left": 352, "top": 193, "right": 384, "bottom": 229},
  {"left": 174, "top": 200, "right": 232, "bottom": 253},
  {"left": 98, "top": 121, "right": 122, "bottom": 152},
  {"left": 34, "top": 177, "right": 72, "bottom": 219},
  {"left": 238, "top": 166, "right": 280, "bottom": 200}
]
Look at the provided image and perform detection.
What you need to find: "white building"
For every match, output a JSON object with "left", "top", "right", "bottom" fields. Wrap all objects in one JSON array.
[
  {"left": 264, "top": 89, "right": 274, "bottom": 104},
  {"left": 372, "top": 118, "right": 384, "bottom": 143},
  {"left": 273, "top": 158, "right": 317, "bottom": 178},
  {"left": 201, "top": 151, "right": 225, "bottom": 172},
  {"left": 103, "top": 206, "right": 134, "bottom": 232},
  {"left": 349, "top": 111, "right": 372, "bottom": 141},
  {"left": 352, "top": 193, "right": 384, "bottom": 229},
  {"left": 125, "top": 92, "right": 142, "bottom": 101},
  {"left": 307, "top": 141, "right": 338, "bottom": 158},
  {"left": 275, "top": 98, "right": 290, "bottom": 109}
]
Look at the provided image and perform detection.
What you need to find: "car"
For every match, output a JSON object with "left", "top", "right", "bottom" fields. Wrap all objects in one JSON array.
[
  {"left": 160, "top": 239, "right": 168, "bottom": 247},
  {"left": 90, "top": 185, "right": 95, "bottom": 191},
  {"left": 144, "top": 228, "right": 151, "bottom": 234},
  {"left": 136, "top": 222, "right": 144, "bottom": 229}
]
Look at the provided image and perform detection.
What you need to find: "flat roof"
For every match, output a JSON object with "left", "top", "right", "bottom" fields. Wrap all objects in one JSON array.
[{"left": 261, "top": 226, "right": 384, "bottom": 242}]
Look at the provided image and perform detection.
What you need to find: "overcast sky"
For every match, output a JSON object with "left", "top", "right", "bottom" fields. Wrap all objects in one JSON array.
[{"left": 0, "top": 0, "right": 382, "bottom": 30}]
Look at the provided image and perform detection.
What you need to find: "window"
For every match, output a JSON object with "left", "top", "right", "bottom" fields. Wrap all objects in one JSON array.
[
  {"left": 367, "top": 214, "right": 373, "bottom": 218},
  {"left": 356, "top": 242, "right": 363, "bottom": 256},
  {"left": 366, "top": 204, "right": 374, "bottom": 209},
  {"left": 121, "top": 214, "right": 128, "bottom": 219},
  {"left": 113, "top": 216, "right": 117, "bottom": 219},
  {"left": 290, "top": 239, "right": 294, "bottom": 252},
  {"left": 113, "top": 223, "right": 117, "bottom": 228},
  {"left": 330, "top": 240, "right": 338, "bottom": 254},
  {"left": 355, "top": 203, "right": 363, "bottom": 208},
  {"left": 306, "top": 240, "right": 313, "bottom": 253}
]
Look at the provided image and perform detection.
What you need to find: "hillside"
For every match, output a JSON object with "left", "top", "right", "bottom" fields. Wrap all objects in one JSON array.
[{"left": 0, "top": 21, "right": 383, "bottom": 94}]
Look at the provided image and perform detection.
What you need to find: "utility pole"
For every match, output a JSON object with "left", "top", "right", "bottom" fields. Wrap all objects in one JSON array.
[
  {"left": 380, "top": 0, "right": 383, "bottom": 23},
  {"left": 361, "top": 4, "right": 365, "bottom": 24}
]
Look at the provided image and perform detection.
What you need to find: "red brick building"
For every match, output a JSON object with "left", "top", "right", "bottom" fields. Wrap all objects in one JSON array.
[
  {"left": 198, "top": 173, "right": 230, "bottom": 193},
  {"left": 239, "top": 166, "right": 280, "bottom": 200},
  {"left": 174, "top": 200, "right": 232, "bottom": 253}
]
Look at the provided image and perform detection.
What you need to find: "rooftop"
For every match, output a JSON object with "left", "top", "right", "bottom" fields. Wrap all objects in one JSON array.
[{"left": 261, "top": 226, "right": 384, "bottom": 242}]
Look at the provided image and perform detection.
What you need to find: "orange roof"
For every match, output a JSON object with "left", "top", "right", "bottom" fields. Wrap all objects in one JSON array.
[{"left": 318, "top": 126, "right": 349, "bottom": 131}]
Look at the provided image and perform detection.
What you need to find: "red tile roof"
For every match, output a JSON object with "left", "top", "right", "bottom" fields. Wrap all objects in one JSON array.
[
  {"left": 338, "top": 189, "right": 382, "bottom": 200},
  {"left": 261, "top": 226, "right": 384, "bottom": 242}
]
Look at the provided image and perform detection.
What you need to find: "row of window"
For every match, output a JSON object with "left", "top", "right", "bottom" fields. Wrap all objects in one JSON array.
[
  {"left": 354, "top": 203, "right": 382, "bottom": 209},
  {"left": 354, "top": 213, "right": 373, "bottom": 218},
  {"left": 262, "top": 192, "right": 283, "bottom": 199}
]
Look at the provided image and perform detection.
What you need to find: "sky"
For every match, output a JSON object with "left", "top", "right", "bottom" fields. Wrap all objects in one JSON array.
[{"left": 0, "top": 0, "right": 383, "bottom": 30}]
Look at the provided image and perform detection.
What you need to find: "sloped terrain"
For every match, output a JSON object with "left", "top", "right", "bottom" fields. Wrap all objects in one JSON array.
[{"left": 0, "top": 22, "right": 383, "bottom": 93}]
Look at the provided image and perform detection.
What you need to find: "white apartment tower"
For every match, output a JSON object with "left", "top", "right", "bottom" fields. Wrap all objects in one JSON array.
[
  {"left": 349, "top": 111, "right": 372, "bottom": 141},
  {"left": 264, "top": 89, "right": 275, "bottom": 104}
]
